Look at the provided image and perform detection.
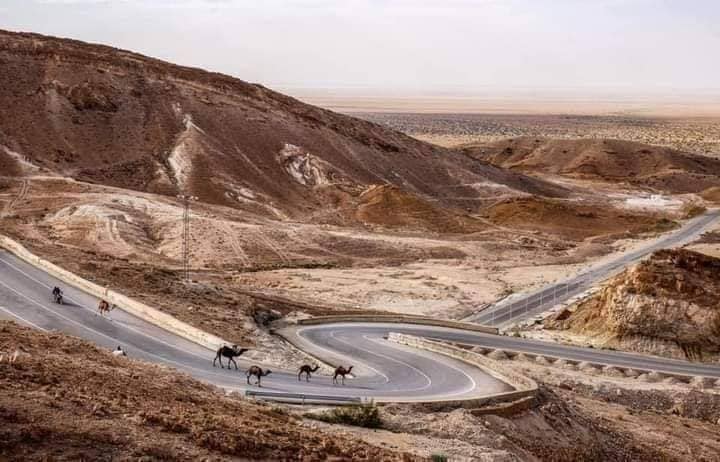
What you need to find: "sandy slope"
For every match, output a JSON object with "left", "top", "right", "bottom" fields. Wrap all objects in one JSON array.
[{"left": 0, "top": 321, "right": 409, "bottom": 461}]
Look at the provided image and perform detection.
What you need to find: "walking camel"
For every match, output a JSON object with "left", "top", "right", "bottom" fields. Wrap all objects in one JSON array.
[
  {"left": 333, "top": 365, "right": 353, "bottom": 385},
  {"left": 246, "top": 365, "right": 272, "bottom": 387},
  {"left": 97, "top": 300, "right": 115, "bottom": 317},
  {"left": 213, "top": 345, "right": 249, "bottom": 370},
  {"left": 298, "top": 364, "right": 320, "bottom": 382}
]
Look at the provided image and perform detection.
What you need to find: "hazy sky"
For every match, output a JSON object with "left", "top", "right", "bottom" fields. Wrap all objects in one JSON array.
[{"left": 1, "top": 0, "right": 719, "bottom": 95}]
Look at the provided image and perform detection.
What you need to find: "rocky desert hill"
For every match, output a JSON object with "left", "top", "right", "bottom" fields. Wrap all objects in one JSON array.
[
  {"left": 547, "top": 249, "right": 720, "bottom": 361},
  {"left": 0, "top": 29, "right": 566, "bottom": 227},
  {"left": 0, "top": 321, "right": 409, "bottom": 461},
  {"left": 463, "top": 137, "right": 720, "bottom": 193},
  {"left": 481, "top": 196, "right": 676, "bottom": 241}
]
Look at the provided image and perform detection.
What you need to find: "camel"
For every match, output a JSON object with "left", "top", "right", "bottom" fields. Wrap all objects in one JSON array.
[
  {"left": 246, "top": 365, "right": 272, "bottom": 387},
  {"left": 97, "top": 300, "right": 115, "bottom": 317},
  {"left": 333, "top": 365, "right": 353, "bottom": 385},
  {"left": 298, "top": 364, "right": 320, "bottom": 382},
  {"left": 213, "top": 345, "right": 249, "bottom": 370}
]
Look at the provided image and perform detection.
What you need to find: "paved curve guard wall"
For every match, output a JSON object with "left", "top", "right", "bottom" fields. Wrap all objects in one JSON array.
[
  {"left": 389, "top": 333, "right": 538, "bottom": 407},
  {"left": 298, "top": 315, "right": 499, "bottom": 335},
  {"left": 0, "top": 234, "right": 228, "bottom": 351}
]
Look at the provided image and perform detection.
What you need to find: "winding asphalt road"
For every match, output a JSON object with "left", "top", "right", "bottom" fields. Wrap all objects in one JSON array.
[
  {"left": 1, "top": 210, "right": 718, "bottom": 403},
  {"left": 0, "top": 250, "right": 510, "bottom": 402},
  {"left": 466, "top": 210, "right": 720, "bottom": 328}
]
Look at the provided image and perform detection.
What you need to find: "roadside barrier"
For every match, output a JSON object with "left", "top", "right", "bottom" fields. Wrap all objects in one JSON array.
[
  {"left": 0, "top": 234, "right": 228, "bottom": 351},
  {"left": 298, "top": 315, "right": 498, "bottom": 335},
  {"left": 245, "top": 390, "right": 363, "bottom": 405},
  {"left": 388, "top": 333, "right": 538, "bottom": 408}
]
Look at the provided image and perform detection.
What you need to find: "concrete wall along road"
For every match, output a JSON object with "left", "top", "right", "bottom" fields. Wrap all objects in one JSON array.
[
  {"left": 0, "top": 234, "right": 228, "bottom": 351},
  {"left": 298, "top": 315, "right": 499, "bottom": 335},
  {"left": 389, "top": 333, "right": 538, "bottom": 409}
]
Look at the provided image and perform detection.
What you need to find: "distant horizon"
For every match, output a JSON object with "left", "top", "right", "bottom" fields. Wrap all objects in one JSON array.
[
  {"left": 276, "top": 85, "right": 720, "bottom": 117},
  {"left": 2, "top": 0, "right": 719, "bottom": 106},
  {"left": 273, "top": 84, "right": 720, "bottom": 95}
]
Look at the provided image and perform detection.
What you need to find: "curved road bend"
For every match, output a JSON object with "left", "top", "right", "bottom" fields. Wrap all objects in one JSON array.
[
  {"left": 467, "top": 210, "right": 720, "bottom": 328},
  {"left": 1, "top": 250, "right": 718, "bottom": 407},
  {"left": 0, "top": 250, "right": 508, "bottom": 402}
]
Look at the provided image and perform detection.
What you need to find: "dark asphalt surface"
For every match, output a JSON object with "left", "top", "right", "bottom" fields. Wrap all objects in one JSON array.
[
  {"left": 466, "top": 210, "right": 720, "bottom": 327},
  {"left": 0, "top": 250, "right": 509, "bottom": 402},
  {"left": 1, "top": 210, "right": 718, "bottom": 404}
]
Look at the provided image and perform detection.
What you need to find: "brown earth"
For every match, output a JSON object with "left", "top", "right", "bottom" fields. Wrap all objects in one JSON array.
[
  {"left": 0, "top": 29, "right": 566, "bottom": 228},
  {"left": 547, "top": 249, "right": 720, "bottom": 361},
  {"left": 701, "top": 186, "right": 720, "bottom": 203},
  {"left": 4, "top": 320, "right": 720, "bottom": 462},
  {"left": 481, "top": 196, "right": 677, "bottom": 241},
  {"left": 0, "top": 321, "right": 412, "bottom": 461},
  {"left": 363, "top": 372, "right": 720, "bottom": 462},
  {"left": 354, "top": 184, "right": 487, "bottom": 234},
  {"left": 463, "top": 137, "right": 720, "bottom": 193},
  {"left": 380, "top": 388, "right": 667, "bottom": 461},
  {"left": 0, "top": 177, "right": 571, "bottom": 356}
]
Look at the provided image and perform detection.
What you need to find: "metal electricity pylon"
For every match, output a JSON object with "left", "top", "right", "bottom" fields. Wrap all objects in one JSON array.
[{"left": 178, "top": 195, "right": 197, "bottom": 282}]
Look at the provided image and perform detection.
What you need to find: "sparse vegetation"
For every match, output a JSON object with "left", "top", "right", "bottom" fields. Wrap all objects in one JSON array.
[
  {"left": 682, "top": 202, "right": 707, "bottom": 219},
  {"left": 306, "top": 402, "right": 383, "bottom": 429},
  {"left": 358, "top": 112, "right": 720, "bottom": 157},
  {"left": 499, "top": 287, "right": 515, "bottom": 298},
  {"left": 650, "top": 218, "right": 679, "bottom": 233}
]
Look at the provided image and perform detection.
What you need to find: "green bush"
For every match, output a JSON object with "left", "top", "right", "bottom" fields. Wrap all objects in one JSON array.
[
  {"left": 431, "top": 454, "right": 449, "bottom": 462},
  {"left": 306, "top": 402, "right": 382, "bottom": 429}
]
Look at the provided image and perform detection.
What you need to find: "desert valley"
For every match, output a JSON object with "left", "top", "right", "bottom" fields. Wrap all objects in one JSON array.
[{"left": 1, "top": 20, "right": 720, "bottom": 462}]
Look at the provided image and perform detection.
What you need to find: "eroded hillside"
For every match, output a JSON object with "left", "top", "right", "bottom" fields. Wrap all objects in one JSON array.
[
  {"left": 463, "top": 137, "right": 720, "bottom": 193},
  {"left": 0, "top": 29, "right": 566, "bottom": 225},
  {"left": 547, "top": 249, "right": 720, "bottom": 361}
]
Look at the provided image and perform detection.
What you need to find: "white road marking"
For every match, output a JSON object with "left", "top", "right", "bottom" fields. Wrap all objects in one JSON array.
[
  {"left": 329, "top": 331, "right": 433, "bottom": 392},
  {"left": 0, "top": 305, "right": 48, "bottom": 331},
  {"left": 0, "top": 253, "right": 511, "bottom": 398},
  {"left": 0, "top": 253, "right": 213, "bottom": 361},
  {"left": 318, "top": 329, "right": 479, "bottom": 397},
  {"left": 364, "top": 335, "right": 479, "bottom": 398},
  {"left": 329, "top": 330, "right": 391, "bottom": 383},
  {"left": 296, "top": 327, "right": 389, "bottom": 383},
  {"left": 298, "top": 324, "right": 486, "bottom": 396},
  {"left": 0, "top": 277, "right": 243, "bottom": 380}
]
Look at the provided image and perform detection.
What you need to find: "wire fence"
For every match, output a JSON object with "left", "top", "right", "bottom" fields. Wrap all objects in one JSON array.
[{"left": 472, "top": 279, "right": 587, "bottom": 327}]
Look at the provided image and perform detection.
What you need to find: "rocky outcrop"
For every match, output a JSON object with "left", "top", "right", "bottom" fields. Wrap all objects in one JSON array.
[{"left": 548, "top": 249, "right": 720, "bottom": 361}]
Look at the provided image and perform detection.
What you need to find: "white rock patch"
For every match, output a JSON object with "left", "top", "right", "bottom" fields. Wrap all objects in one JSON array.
[
  {"left": 2, "top": 146, "right": 40, "bottom": 172},
  {"left": 623, "top": 194, "right": 683, "bottom": 211},
  {"left": 278, "top": 143, "right": 335, "bottom": 187},
  {"left": 168, "top": 112, "right": 205, "bottom": 188}
]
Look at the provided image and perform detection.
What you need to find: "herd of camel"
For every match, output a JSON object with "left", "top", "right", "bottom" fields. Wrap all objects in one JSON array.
[{"left": 213, "top": 345, "right": 354, "bottom": 387}]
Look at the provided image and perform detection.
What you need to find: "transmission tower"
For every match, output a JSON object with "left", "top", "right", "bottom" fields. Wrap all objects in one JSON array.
[{"left": 178, "top": 195, "right": 196, "bottom": 282}]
